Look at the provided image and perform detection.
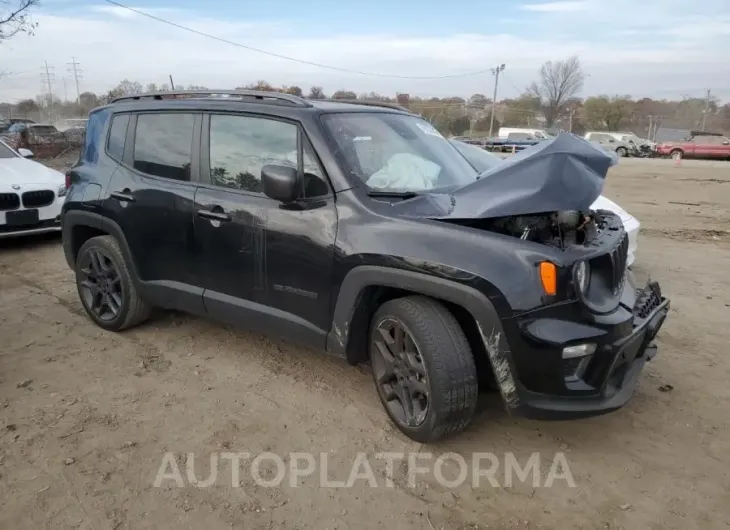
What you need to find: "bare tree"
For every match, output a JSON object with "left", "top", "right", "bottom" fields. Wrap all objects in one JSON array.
[
  {"left": 529, "top": 55, "right": 585, "bottom": 128},
  {"left": 0, "top": 0, "right": 39, "bottom": 41},
  {"left": 308, "top": 86, "right": 326, "bottom": 100}
]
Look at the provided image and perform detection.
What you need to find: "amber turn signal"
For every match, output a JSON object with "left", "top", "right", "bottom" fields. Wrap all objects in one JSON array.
[{"left": 539, "top": 261, "right": 557, "bottom": 296}]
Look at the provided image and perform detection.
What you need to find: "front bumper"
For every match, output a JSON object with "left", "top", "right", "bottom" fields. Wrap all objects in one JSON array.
[
  {"left": 492, "top": 280, "right": 669, "bottom": 420},
  {"left": 0, "top": 196, "right": 64, "bottom": 238}
]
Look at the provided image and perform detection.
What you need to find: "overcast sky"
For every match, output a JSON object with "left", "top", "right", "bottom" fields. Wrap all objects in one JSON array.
[{"left": 1, "top": 0, "right": 729, "bottom": 103}]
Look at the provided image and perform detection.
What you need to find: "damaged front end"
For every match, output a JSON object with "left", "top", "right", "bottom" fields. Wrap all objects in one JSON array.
[{"left": 391, "top": 133, "right": 670, "bottom": 418}]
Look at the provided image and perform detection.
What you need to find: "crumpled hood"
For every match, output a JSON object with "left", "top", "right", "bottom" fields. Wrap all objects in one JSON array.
[{"left": 393, "top": 132, "right": 617, "bottom": 219}]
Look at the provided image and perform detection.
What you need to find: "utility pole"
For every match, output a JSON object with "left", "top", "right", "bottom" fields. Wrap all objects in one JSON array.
[
  {"left": 62, "top": 76, "right": 68, "bottom": 102},
  {"left": 700, "top": 89, "right": 711, "bottom": 131},
  {"left": 67, "top": 57, "right": 83, "bottom": 104},
  {"left": 488, "top": 63, "right": 505, "bottom": 138},
  {"left": 169, "top": 75, "right": 175, "bottom": 90},
  {"left": 568, "top": 108, "right": 575, "bottom": 132}
]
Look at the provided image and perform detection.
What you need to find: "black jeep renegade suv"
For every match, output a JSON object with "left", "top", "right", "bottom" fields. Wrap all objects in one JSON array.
[{"left": 61, "top": 90, "right": 669, "bottom": 443}]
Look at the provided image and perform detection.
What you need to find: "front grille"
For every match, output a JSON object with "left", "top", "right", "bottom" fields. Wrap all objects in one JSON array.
[
  {"left": 634, "top": 281, "right": 662, "bottom": 319},
  {"left": 22, "top": 190, "right": 55, "bottom": 208},
  {"left": 609, "top": 233, "right": 629, "bottom": 295},
  {"left": 0, "top": 193, "right": 20, "bottom": 211}
]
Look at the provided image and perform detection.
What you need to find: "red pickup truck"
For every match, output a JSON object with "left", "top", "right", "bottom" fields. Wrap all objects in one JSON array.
[{"left": 656, "top": 131, "right": 730, "bottom": 160}]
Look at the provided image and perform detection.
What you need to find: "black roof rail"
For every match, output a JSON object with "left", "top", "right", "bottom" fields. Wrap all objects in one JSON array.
[
  {"left": 111, "top": 89, "right": 313, "bottom": 107},
  {"left": 324, "top": 99, "right": 413, "bottom": 113}
]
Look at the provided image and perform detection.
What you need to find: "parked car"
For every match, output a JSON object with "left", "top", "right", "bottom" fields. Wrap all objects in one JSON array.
[
  {"left": 583, "top": 132, "right": 641, "bottom": 157},
  {"left": 61, "top": 90, "right": 669, "bottom": 443},
  {"left": 498, "top": 127, "right": 552, "bottom": 139},
  {"left": 585, "top": 131, "right": 655, "bottom": 150},
  {"left": 450, "top": 139, "right": 640, "bottom": 266},
  {"left": 0, "top": 118, "right": 36, "bottom": 134},
  {"left": 655, "top": 131, "right": 730, "bottom": 160},
  {"left": 0, "top": 139, "right": 66, "bottom": 238},
  {"left": 1, "top": 122, "right": 70, "bottom": 157}
]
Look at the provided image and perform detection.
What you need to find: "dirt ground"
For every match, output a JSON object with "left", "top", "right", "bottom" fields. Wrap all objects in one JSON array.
[{"left": 1, "top": 156, "right": 729, "bottom": 530}]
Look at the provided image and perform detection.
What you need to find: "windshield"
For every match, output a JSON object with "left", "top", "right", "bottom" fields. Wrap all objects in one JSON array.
[
  {"left": 0, "top": 142, "right": 17, "bottom": 159},
  {"left": 31, "top": 125, "right": 57, "bottom": 134},
  {"left": 449, "top": 139, "right": 502, "bottom": 174},
  {"left": 321, "top": 112, "right": 478, "bottom": 191}
]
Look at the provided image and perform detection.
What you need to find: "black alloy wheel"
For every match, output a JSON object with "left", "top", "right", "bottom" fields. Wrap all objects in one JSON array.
[
  {"left": 78, "top": 247, "right": 123, "bottom": 322},
  {"left": 371, "top": 317, "right": 430, "bottom": 428}
]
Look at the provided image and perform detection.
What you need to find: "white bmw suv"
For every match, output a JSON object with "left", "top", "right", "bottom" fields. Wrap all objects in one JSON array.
[{"left": 0, "top": 139, "right": 67, "bottom": 238}]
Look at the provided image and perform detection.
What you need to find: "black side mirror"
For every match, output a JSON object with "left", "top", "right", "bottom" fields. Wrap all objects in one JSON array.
[{"left": 262, "top": 164, "right": 299, "bottom": 203}]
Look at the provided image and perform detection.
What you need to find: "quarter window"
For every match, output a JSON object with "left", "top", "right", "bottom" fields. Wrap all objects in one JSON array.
[
  {"left": 133, "top": 113, "right": 195, "bottom": 181},
  {"left": 107, "top": 114, "right": 129, "bottom": 161}
]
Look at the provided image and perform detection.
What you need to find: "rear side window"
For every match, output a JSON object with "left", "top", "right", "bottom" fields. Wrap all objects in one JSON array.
[
  {"left": 133, "top": 113, "right": 195, "bottom": 181},
  {"left": 82, "top": 108, "right": 111, "bottom": 163},
  {"left": 106, "top": 114, "right": 129, "bottom": 162}
]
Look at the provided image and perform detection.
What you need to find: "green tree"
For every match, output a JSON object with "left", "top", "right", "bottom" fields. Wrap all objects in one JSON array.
[
  {"left": 282, "top": 85, "right": 303, "bottom": 96},
  {"left": 583, "top": 95, "right": 633, "bottom": 131},
  {"left": 501, "top": 94, "right": 541, "bottom": 127},
  {"left": 332, "top": 90, "right": 357, "bottom": 100},
  {"left": 467, "top": 93, "right": 489, "bottom": 109},
  {"left": 78, "top": 92, "right": 99, "bottom": 111},
  {"left": 15, "top": 98, "right": 38, "bottom": 114}
]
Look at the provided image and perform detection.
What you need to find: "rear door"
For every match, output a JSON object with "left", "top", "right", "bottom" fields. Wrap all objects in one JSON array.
[
  {"left": 704, "top": 136, "right": 729, "bottom": 159},
  {"left": 103, "top": 111, "right": 205, "bottom": 313},
  {"left": 194, "top": 111, "right": 337, "bottom": 349}
]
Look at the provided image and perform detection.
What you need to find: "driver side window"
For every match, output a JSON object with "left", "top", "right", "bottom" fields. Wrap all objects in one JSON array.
[{"left": 208, "top": 114, "right": 328, "bottom": 197}]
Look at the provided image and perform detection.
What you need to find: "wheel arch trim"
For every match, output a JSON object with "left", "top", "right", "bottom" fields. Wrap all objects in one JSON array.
[
  {"left": 62, "top": 210, "right": 141, "bottom": 287},
  {"left": 326, "top": 265, "right": 521, "bottom": 410}
]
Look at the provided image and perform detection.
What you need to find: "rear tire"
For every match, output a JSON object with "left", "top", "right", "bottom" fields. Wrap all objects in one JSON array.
[
  {"left": 369, "top": 296, "right": 478, "bottom": 443},
  {"left": 75, "top": 235, "right": 152, "bottom": 331},
  {"left": 671, "top": 149, "right": 683, "bottom": 160},
  {"left": 616, "top": 146, "right": 628, "bottom": 157}
]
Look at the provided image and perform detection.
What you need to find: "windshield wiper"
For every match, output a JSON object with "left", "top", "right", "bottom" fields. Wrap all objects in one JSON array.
[{"left": 367, "top": 190, "right": 420, "bottom": 199}]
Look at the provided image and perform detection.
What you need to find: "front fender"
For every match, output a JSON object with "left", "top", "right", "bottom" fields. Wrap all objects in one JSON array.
[{"left": 326, "top": 265, "right": 521, "bottom": 410}]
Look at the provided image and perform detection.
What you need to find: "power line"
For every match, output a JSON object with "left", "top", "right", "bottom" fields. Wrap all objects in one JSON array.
[
  {"left": 102, "top": 0, "right": 494, "bottom": 80},
  {"left": 499, "top": 72, "right": 524, "bottom": 95}
]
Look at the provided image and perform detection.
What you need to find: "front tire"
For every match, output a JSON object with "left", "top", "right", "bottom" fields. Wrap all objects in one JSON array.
[
  {"left": 616, "top": 146, "right": 628, "bottom": 157},
  {"left": 671, "top": 149, "right": 683, "bottom": 160},
  {"left": 75, "top": 235, "right": 151, "bottom": 331},
  {"left": 369, "top": 296, "right": 478, "bottom": 443}
]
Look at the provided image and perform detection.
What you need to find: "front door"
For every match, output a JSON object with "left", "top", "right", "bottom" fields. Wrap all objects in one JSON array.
[
  {"left": 104, "top": 111, "right": 204, "bottom": 313},
  {"left": 194, "top": 112, "right": 337, "bottom": 350}
]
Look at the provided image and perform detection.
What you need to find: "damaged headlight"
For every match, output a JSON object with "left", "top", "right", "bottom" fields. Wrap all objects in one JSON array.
[{"left": 575, "top": 261, "right": 590, "bottom": 293}]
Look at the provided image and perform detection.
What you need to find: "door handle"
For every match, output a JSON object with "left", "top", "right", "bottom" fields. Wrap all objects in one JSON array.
[
  {"left": 197, "top": 209, "right": 231, "bottom": 222},
  {"left": 110, "top": 190, "right": 135, "bottom": 203}
]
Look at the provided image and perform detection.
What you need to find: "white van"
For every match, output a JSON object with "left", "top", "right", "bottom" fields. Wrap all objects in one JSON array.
[{"left": 497, "top": 127, "right": 551, "bottom": 140}]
